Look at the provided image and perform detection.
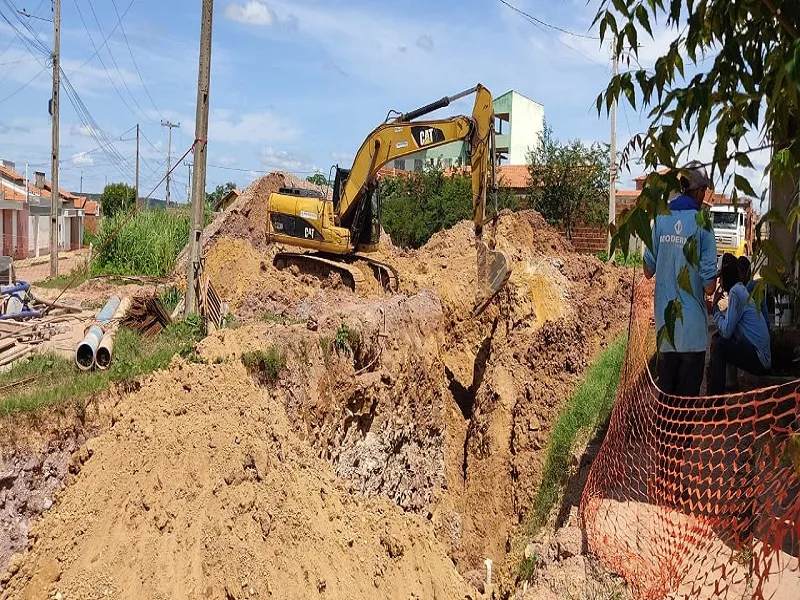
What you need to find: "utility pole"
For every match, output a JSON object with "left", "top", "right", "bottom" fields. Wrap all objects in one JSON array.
[
  {"left": 135, "top": 123, "right": 140, "bottom": 209},
  {"left": 49, "top": 0, "right": 61, "bottom": 277},
  {"left": 184, "top": 161, "right": 193, "bottom": 203},
  {"left": 79, "top": 172, "right": 83, "bottom": 194},
  {"left": 607, "top": 39, "right": 618, "bottom": 257},
  {"left": 186, "top": 0, "right": 213, "bottom": 316},
  {"left": 161, "top": 119, "right": 180, "bottom": 207}
]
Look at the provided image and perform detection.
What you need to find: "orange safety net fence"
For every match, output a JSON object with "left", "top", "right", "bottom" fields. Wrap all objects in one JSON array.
[{"left": 581, "top": 277, "right": 800, "bottom": 599}]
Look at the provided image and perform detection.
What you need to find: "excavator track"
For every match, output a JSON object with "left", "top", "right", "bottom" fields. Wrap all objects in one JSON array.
[{"left": 273, "top": 252, "right": 399, "bottom": 293}]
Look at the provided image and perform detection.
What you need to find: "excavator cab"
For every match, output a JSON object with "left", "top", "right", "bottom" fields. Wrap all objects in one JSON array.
[{"left": 333, "top": 165, "right": 380, "bottom": 251}]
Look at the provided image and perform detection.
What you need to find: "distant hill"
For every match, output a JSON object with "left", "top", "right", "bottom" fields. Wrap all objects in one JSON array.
[{"left": 72, "top": 193, "right": 171, "bottom": 210}]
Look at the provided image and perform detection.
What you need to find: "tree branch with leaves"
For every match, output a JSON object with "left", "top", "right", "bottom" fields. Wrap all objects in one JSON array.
[
  {"left": 526, "top": 124, "right": 610, "bottom": 240},
  {"left": 594, "top": 0, "right": 800, "bottom": 305}
]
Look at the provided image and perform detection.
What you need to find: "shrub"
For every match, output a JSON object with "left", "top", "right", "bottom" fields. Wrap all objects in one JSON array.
[
  {"left": 95, "top": 209, "right": 190, "bottom": 277},
  {"left": 241, "top": 347, "right": 286, "bottom": 385}
]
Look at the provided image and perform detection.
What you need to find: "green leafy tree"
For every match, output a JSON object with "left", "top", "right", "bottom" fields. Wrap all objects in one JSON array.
[
  {"left": 205, "top": 181, "right": 237, "bottom": 210},
  {"left": 381, "top": 167, "right": 519, "bottom": 248},
  {"left": 99, "top": 182, "right": 136, "bottom": 218},
  {"left": 527, "top": 124, "right": 610, "bottom": 240},
  {"left": 594, "top": 0, "right": 800, "bottom": 307},
  {"left": 306, "top": 173, "right": 328, "bottom": 186}
]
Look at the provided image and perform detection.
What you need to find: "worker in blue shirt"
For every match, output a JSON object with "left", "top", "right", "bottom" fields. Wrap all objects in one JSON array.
[
  {"left": 736, "top": 255, "right": 770, "bottom": 330},
  {"left": 708, "top": 255, "right": 771, "bottom": 394},
  {"left": 644, "top": 161, "right": 718, "bottom": 396}
]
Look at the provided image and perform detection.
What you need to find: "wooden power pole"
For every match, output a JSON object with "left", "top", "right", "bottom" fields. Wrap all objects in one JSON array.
[
  {"left": 161, "top": 119, "right": 180, "bottom": 207},
  {"left": 185, "top": 0, "right": 213, "bottom": 316},
  {"left": 135, "top": 123, "right": 140, "bottom": 209},
  {"left": 49, "top": 0, "right": 61, "bottom": 277}
]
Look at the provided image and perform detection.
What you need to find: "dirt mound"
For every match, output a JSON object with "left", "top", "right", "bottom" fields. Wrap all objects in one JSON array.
[
  {"left": 199, "top": 208, "right": 633, "bottom": 581},
  {"left": 2, "top": 352, "right": 471, "bottom": 599},
  {"left": 175, "top": 172, "right": 329, "bottom": 272}
]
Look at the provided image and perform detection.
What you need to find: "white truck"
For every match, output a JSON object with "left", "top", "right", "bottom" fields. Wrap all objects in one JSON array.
[{"left": 710, "top": 204, "right": 753, "bottom": 257}]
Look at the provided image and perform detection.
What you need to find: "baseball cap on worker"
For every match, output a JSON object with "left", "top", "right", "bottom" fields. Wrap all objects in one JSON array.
[{"left": 679, "top": 160, "right": 712, "bottom": 192}]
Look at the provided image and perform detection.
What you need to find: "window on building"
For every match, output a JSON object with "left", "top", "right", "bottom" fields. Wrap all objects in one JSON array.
[
  {"left": 414, "top": 159, "right": 423, "bottom": 172},
  {"left": 393, "top": 159, "right": 405, "bottom": 170}
]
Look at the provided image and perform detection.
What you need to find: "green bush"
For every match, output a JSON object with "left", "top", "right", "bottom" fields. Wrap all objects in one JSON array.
[
  {"left": 95, "top": 209, "right": 190, "bottom": 277},
  {"left": 381, "top": 168, "right": 520, "bottom": 249},
  {"left": 241, "top": 347, "right": 286, "bottom": 385}
]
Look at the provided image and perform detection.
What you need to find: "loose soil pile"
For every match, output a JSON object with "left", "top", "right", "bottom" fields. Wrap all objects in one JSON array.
[{"left": 2, "top": 355, "right": 471, "bottom": 599}]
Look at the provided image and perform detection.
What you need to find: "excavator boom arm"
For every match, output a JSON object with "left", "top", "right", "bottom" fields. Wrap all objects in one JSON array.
[{"left": 336, "top": 85, "right": 495, "bottom": 234}]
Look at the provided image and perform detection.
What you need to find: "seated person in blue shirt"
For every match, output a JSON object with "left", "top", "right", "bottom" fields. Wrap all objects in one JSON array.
[
  {"left": 736, "top": 255, "right": 770, "bottom": 330},
  {"left": 708, "top": 254, "right": 771, "bottom": 394}
]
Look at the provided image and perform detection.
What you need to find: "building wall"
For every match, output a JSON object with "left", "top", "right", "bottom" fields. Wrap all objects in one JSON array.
[
  {"left": 393, "top": 90, "right": 544, "bottom": 171},
  {"left": 508, "top": 93, "right": 545, "bottom": 166}
]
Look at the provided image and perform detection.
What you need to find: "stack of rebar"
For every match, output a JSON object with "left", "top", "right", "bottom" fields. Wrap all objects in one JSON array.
[{"left": 122, "top": 295, "right": 173, "bottom": 339}]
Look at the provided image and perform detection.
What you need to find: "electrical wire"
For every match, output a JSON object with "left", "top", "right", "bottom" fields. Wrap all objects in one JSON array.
[
  {"left": 497, "top": 0, "right": 599, "bottom": 40},
  {"left": 71, "top": 0, "right": 148, "bottom": 124},
  {"left": 85, "top": 0, "right": 150, "bottom": 119},
  {"left": 0, "top": 0, "right": 50, "bottom": 55},
  {"left": 60, "top": 68, "right": 135, "bottom": 181},
  {"left": 109, "top": 0, "right": 161, "bottom": 119},
  {"left": 0, "top": 0, "right": 44, "bottom": 61},
  {"left": 74, "top": 0, "right": 135, "bottom": 69},
  {"left": 497, "top": 0, "right": 606, "bottom": 67},
  {"left": 208, "top": 163, "right": 319, "bottom": 175},
  {"left": 0, "top": 65, "right": 46, "bottom": 102}
]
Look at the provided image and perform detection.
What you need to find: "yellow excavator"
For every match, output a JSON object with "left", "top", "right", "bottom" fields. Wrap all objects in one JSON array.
[{"left": 267, "top": 84, "right": 511, "bottom": 316}]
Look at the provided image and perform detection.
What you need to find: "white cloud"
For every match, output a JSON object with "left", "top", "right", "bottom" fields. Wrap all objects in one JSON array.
[
  {"left": 70, "top": 124, "right": 99, "bottom": 138},
  {"left": 261, "top": 146, "right": 313, "bottom": 172},
  {"left": 331, "top": 151, "right": 353, "bottom": 164},
  {"left": 225, "top": 1, "right": 276, "bottom": 26},
  {"left": 71, "top": 152, "right": 94, "bottom": 167},
  {"left": 217, "top": 155, "right": 237, "bottom": 167},
  {"left": 209, "top": 109, "right": 299, "bottom": 144},
  {"left": 416, "top": 34, "right": 434, "bottom": 52}
]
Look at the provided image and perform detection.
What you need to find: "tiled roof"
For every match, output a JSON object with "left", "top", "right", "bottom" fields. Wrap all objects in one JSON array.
[
  {"left": 633, "top": 168, "right": 672, "bottom": 181},
  {"left": 497, "top": 165, "right": 530, "bottom": 189},
  {"left": 0, "top": 164, "right": 24, "bottom": 183}
]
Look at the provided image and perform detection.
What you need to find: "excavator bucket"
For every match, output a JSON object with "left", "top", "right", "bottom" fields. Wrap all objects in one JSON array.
[{"left": 473, "top": 240, "right": 512, "bottom": 317}]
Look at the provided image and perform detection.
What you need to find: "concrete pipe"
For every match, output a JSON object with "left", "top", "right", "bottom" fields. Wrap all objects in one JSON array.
[
  {"left": 76, "top": 324, "right": 104, "bottom": 371},
  {"left": 74, "top": 296, "right": 121, "bottom": 370},
  {"left": 95, "top": 331, "right": 114, "bottom": 370}
]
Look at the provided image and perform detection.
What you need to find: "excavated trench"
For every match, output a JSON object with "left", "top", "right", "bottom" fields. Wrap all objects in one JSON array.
[{"left": 0, "top": 205, "right": 633, "bottom": 597}]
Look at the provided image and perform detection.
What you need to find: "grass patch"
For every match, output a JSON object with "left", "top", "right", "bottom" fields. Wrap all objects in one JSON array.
[
  {"left": 595, "top": 251, "right": 643, "bottom": 267},
  {"left": 526, "top": 334, "right": 628, "bottom": 534},
  {"left": 241, "top": 346, "right": 286, "bottom": 385},
  {"left": 0, "top": 318, "right": 202, "bottom": 416},
  {"left": 35, "top": 265, "right": 89, "bottom": 289},
  {"left": 158, "top": 285, "right": 182, "bottom": 314},
  {"left": 333, "top": 321, "right": 360, "bottom": 355},
  {"left": 95, "top": 209, "right": 190, "bottom": 277},
  {"left": 261, "top": 311, "right": 304, "bottom": 326}
]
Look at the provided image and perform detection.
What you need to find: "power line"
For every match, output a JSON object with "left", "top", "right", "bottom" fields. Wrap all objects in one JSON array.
[
  {"left": 60, "top": 68, "right": 135, "bottom": 181},
  {"left": 208, "top": 163, "right": 319, "bottom": 175},
  {"left": 110, "top": 0, "right": 161, "bottom": 119},
  {"left": 0, "top": 0, "right": 44, "bottom": 61},
  {"left": 0, "top": 65, "right": 46, "bottom": 102},
  {"left": 85, "top": 0, "right": 150, "bottom": 119},
  {"left": 0, "top": 1, "right": 50, "bottom": 58},
  {"left": 497, "top": 0, "right": 599, "bottom": 40},
  {"left": 71, "top": 0, "right": 148, "bottom": 124},
  {"left": 74, "top": 0, "right": 135, "bottom": 70}
]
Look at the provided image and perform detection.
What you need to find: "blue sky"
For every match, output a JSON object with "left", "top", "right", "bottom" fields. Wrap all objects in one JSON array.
[{"left": 0, "top": 0, "right": 768, "bottom": 203}]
